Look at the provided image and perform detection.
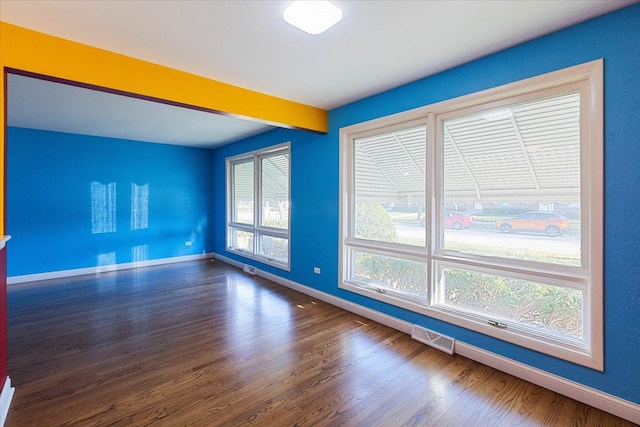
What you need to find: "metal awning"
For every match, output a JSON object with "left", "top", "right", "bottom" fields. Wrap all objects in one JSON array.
[
  {"left": 354, "top": 91, "right": 581, "bottom": 204},
  {"left": 232, "top": 152, "right": 289, "bottom": 203}
]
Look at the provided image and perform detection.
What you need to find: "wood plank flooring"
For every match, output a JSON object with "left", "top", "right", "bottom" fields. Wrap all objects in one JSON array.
[{"left": 5, "top": 259, "right": 634, "bottom": 426}]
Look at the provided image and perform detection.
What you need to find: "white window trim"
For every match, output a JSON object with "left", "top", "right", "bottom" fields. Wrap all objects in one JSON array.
[
  {"left": 226, "top": 142, "right": 291, "bottom": 270},
  {"left": 339, "top": 60, "right": 603, "bottom": 370}
]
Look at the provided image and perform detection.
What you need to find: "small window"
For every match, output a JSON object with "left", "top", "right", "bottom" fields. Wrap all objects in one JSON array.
[
  {"left": 227, "top": 143, "right": 290, "bottom": 269},
  {"left": 340, "top": 60, "right": 603, "bottom": 369}
]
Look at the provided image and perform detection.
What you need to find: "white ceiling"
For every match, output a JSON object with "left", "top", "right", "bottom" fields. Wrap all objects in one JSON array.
[
  {"left": 1, "top": 0, "right": 634, "bottom": 148},
  {"left": 7, "top": 73, "right": 274, "bottom": 147}
]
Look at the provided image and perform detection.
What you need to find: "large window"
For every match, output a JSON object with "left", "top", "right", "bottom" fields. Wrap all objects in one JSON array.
[
  {"left": 227, "top": 143, "right": 290, "bottom": 269},
  {"left": 340, "top": 61, "right": 603, "bottom": 369}
]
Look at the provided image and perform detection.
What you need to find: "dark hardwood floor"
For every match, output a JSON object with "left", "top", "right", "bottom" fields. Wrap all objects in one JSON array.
[{"left": 4, "top": 259, "right": 634, "bottom": 426}]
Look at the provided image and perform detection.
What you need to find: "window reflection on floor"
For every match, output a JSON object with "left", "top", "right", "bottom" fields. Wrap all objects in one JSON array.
[{"left": 224, "top": 276, "right": 293, "bottom": 360}]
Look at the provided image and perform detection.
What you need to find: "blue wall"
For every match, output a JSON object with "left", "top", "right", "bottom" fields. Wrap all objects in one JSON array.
[
  {"left": 212, "top": 5, "right": 640, "bottom": 404},
  {"left": 7, "top": 127, "right": 213, "bottom": 276}
]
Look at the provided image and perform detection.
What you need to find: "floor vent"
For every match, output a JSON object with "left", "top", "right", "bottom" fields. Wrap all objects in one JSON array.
[
  {"left": 243, "top": 265, "right": 257, "bottom": 275},
  {"left": 411, "top": 325, "right": 455, "bottom": 355}
]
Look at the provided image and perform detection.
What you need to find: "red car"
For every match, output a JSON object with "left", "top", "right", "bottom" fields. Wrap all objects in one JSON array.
[{"left": 420, "top": 211, "right": 474, "bottom": 229}]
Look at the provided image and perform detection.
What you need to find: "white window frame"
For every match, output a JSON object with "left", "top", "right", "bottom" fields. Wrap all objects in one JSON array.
[
  {"left": 226, "top": 142, "right": 291, "bottom": 270},
  {"left": 339, "top": 60, "right": 603, "bottom": 370}
]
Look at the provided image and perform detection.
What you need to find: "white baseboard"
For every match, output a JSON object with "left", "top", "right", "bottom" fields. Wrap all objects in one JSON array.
[
  {"left": 453, "top": 342, "right": 640, "bottom": 425},
  {"left": 0, "top": 377, "right": 14, "bottom": 427},
  {"left": 7, "top": 253, "right": 214, "bottom": 285},
  {"left": 213, "top": 252, "right": 640, "bottom": 425}
]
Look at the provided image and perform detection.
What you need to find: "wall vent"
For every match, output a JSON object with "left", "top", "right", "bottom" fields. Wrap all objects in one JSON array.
[
  {"left": 411, "top": 325, "right": 455, "bottom": 355},
  {"left": 243, "top": 265, "right": 257, "bottom": 275}
]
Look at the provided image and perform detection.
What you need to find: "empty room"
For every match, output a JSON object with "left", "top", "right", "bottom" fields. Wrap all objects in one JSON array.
[{"left": 0, "top": 1, "right": 639, "bottom": 425}]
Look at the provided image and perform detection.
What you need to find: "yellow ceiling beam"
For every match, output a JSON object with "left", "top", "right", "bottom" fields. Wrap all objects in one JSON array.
[
  {"left": 0, "top": 21, "right": 328, "bottom": 233},
  {"left": 0, "top": 22, "right": 328, "bottom": 132}
]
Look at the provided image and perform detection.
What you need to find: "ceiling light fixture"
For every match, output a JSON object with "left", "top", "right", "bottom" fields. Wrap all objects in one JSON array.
[{"left": 283, "top": 1, "right": 343, "bottom": 35}]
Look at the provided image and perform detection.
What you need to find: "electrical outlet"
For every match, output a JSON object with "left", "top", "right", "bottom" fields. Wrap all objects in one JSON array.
[
  {"left": 313, "top": 267, "right": 321, "bottom": 274},
  {"left": 185, "top": 241, "right": 192, "bottom": 246}
]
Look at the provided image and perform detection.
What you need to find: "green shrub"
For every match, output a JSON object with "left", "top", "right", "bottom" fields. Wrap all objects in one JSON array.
[
  {"left": 354, "top": 253, "right": 426, "bottom": 298},
  {"left": 444, "top": 268, "right": 582, "bottom": 338},
  {"left": 260, "top": 237, "right": 288, "bottom": 263},
  {"left": 355, "top": 202, "right": 398, "bottom": 241},
  {"left": 353, "top": 203, "right": 426, "bottom": 296}
]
